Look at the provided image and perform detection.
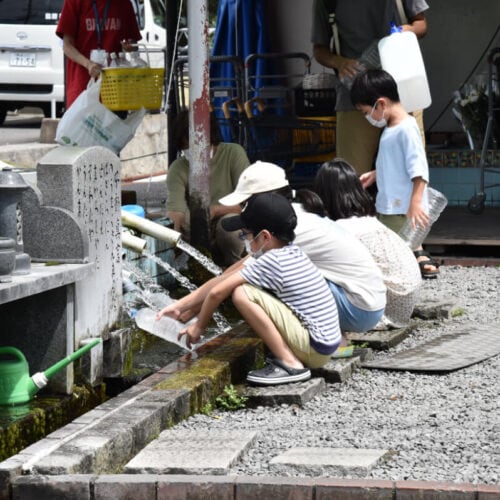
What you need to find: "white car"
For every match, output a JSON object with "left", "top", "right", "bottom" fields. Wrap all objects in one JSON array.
[
  {"left": 0, "top": 1, "right": 65, "bottom": 124},
  {"left": 0, "top": 0, "right": 168, "bottom": 125}
]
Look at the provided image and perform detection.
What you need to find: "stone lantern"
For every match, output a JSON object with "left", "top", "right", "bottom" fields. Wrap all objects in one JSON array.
[{"left": 0, "top": 167, "right": 31, "bottom": 275}]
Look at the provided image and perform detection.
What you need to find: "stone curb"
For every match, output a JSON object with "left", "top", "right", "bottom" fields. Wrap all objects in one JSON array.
[
  {"left": 0, "top": 325, "right": 262, "bottom": 497},
  {"left": 10, "top": 474, "right": 500, "bottom": 499}
]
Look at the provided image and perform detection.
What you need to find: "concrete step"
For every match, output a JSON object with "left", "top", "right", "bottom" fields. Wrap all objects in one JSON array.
[
  {"left": 346, "top": 324, "right": 416, "bottom": 350},
  {"left": 124, "top": 430, "right": 258, "bottom": 474},
  {"left": 243, "top": 377, "right": 325, "bottom": 408},
  {"left": 269, "top": 447, "right": 391, "bottom": 477}
]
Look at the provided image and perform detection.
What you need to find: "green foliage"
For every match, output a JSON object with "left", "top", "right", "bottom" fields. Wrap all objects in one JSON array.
[
  {"left": 201, "top": 402, "right": 213, "bottom": 415},
  {"left": 451, "top": 307, "right": 466, "bottom": 317},
  {"left": 215, "top": 384, "right": 247, "bottom": 411}
]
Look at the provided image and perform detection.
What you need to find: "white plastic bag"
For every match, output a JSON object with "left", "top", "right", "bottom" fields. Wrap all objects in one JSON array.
[{"left": 56, "top": 77, "right": 146, "bottom": 154}]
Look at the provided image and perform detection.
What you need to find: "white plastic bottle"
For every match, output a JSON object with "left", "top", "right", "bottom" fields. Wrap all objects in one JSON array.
[
  {"left": 118, "top": 52, "right": 130, "bottom": 67},
  {"left": 134, "top": 307, "right": 193, "bottom": 350},
  {"left": 340, "top": 40, "right": 381, "bottom": 89},
  {"left": 398, "top": 187, "right": 448, "bottom": 250},
  {"left": 378, "top": 25, "right": 432, "bottom": 112},
  {"left": 129, "top": 52, "right": 148, "bottom": 68},
  {"left": 109, "top": 52, "right": 118, "bottom": 68}
]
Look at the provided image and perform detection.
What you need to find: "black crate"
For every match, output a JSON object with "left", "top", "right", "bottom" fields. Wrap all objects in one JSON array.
[{"left": 294, "top": 88, "right": 336, "bottom": 116}]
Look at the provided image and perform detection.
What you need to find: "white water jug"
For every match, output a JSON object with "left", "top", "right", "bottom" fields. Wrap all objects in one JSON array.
[{"left": 378, "top": 30, "right": 431, "bottom": 112}]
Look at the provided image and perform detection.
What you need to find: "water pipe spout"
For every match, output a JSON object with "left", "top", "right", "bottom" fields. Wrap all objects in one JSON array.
[
  {"left": 121, "top": 230, "right": 147, "bottom": 253},
  {"left": 121, "top": 210, "right": 181, "bottom": 246}
]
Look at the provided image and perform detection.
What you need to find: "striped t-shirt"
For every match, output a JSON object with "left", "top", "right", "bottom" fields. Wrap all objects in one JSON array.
[{"left": 240, "top": 244, "right": 341, "bottom": 355}]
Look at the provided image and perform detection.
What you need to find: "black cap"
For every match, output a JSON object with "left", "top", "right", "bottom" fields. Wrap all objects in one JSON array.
[{"left": 222, "top": 193, "right": 297, "bottom": 239}]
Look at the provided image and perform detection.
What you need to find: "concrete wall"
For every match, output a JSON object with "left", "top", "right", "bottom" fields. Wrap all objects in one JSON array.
[{"left": 265, "top": 0, "right": 500, "bottom": 133}]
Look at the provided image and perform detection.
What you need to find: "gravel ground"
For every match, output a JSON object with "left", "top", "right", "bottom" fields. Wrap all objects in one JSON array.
[{"left": 175, "top": 265, "right": 500, "bottom": 484}]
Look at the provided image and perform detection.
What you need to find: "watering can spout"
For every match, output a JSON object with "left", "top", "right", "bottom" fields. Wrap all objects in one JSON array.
[
  {"left": 28, "top": 338, "right": 102, "bottom": 398},
  {"left": 27, "top": 338, "right": 102, "bottom": 398},
  {"left": 44, "top": 338, "right": 101, "bottom": 380}
]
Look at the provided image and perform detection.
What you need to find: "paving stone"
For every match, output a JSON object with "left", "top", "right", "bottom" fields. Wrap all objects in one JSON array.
[
  {"left": 269, "top": 447, "right": 390, "bottom": 477},
  {"left": 94, "top": 474, "right": 157, "bottom": 500},
  {"left": 312, "top": 358, "right": 361, "bottom": 383},
  {"left": 12, "top": 474, "right": 93, "bottom": 500},
  {"left": 157, "top": 475, "right": 235, "bottom": 500},
  {"left": 413, "top": 295, "right": 464, "bottom": 320},
  {"left": 124, "top": 430, "right": 258, "bottom": 475},
  {"left": 235, "top": 476, "right": 314, "bottom": 499},
  {"left": 0, "top": 455, "right": 24, "bottom": 500},
  {"left": 243, "top": 377, "right": 325, "bottom": 407},
  {"left": 477, "top": 483, "right": 500, "bottom": 499},
  {"left": 30, "top": 418, "right": 136, "bottom": 474},
  {"left": 315, "top": 478, "right": 395, "bottom": 500},
  {"left": 395, "top": 480, "right": 476, "bottom": 499},
  {"left": 346, "top": 325, "right": 415, "bottom": 350},
  {"left": 138, "top": 389, "right": 191, "bottom": 424},
  {"left": 45, "top": 422, "right": 87, "bottom": 440}
]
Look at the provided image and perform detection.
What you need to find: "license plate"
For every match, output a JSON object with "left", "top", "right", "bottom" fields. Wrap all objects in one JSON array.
[{"left": 9, "top": 52, "right": 36, "bottom": 67}]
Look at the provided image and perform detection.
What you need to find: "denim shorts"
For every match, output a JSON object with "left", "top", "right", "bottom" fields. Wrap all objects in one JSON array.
[{"left": 327, "top": 280, "right": 384, "bottom": 332}]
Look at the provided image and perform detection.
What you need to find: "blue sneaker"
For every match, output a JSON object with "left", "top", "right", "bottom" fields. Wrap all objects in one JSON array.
[{"left": 246, "top": 359, "right": 311, "bottom": 386}]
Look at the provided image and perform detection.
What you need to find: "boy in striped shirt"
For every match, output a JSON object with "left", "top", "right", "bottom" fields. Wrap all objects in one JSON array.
[{"left": 157, "top": 192, "right": 341, "bottom": 385}]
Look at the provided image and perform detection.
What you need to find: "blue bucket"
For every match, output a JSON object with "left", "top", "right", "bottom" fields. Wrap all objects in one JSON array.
[{"left": 122, "top": 204, "right": 145, "bottom": 218}]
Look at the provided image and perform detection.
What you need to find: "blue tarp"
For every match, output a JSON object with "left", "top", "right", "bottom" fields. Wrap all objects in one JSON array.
[{"left": 210, "top": 0, "right": 270, "bottom": 141}]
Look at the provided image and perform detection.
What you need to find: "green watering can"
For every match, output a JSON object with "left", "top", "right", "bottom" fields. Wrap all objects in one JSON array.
[{"left": 0, "top": 339, "right": 101, "bottom": 405}]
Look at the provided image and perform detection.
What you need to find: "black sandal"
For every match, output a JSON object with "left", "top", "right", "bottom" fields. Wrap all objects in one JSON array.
[{"left": 414, "top": 250, "right": 440, "bottom": 279}]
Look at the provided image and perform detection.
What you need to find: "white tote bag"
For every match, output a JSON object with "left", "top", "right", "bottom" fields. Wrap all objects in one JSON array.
[{"left": 56, "top": 77, "right": 145, "bottom": 154}]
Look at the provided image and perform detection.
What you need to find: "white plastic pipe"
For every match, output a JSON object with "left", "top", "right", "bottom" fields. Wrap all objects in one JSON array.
[
  {"left": 121, "top": 210, "right": 181, "bottom": 246},
  {"left": 121, "top": 230, "right": 148, "bottom": 253}
]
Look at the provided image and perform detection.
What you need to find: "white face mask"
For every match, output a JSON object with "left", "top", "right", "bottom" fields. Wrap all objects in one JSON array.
[
  {"left": 244, "top": 232, "right": 265, "bottom": 259},
  {"left": 365, "top": 102, "right": 387, "bottom": 128}
]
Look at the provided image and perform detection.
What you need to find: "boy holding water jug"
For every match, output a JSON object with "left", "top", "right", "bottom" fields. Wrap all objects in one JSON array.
[{"left": 350, "top": 68, "right": 439, "bottom": 279}]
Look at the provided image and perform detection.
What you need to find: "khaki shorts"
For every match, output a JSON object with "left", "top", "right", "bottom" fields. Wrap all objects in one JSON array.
[
  {"left": 242, "top": 284, "right": 331, "bottom": 369},
  {"left": 377, "top": 213, "right": 407, "bottom": 234}
]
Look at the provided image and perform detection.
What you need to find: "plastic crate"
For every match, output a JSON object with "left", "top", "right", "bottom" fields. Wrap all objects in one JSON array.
[
  {"left": 101, "top": 67, "right": 165, "bottom": 111},
  {"left": 293, "top": 116, "right": 336, "bottom": 162},
  {"left": 294, "top": 88, "right": 336, "bottom": 116}
]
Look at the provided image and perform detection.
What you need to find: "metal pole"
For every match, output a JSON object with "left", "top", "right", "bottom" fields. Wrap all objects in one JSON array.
[
  {"left": 187, "top": 0, "right": 211, "bottom": 249},
  {"left": 165, "top": 0, "right": 178, "bottom": 164}
]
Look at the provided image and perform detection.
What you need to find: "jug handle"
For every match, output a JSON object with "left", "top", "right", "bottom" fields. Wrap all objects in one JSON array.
[{"left": 0, "top": 346, "right": 28, "bottom": 363}]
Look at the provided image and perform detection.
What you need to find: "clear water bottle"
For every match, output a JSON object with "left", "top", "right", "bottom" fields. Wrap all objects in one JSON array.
[
  {"left": 90, "top": 49, "right": 108, "bottom": 67},
  {"left": 340, "top": 41, "right": 380, "bottom": 89},
  {"left": 134, "top": 307, "right": 193, "bottom": 350},
  {"left": 398, "top": 187, "right": 448, "bottom": 250},
  {"left": 118, "top": 52, "right": 131, "bottom": 67},
  {"left": 109, "top": 52, "right": 118, "bottom": 68},
  {"left": 129, "top": 52, "right": 148, "bottom": 68}
]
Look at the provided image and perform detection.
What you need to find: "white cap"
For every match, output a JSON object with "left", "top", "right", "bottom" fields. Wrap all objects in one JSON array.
[{"left": 219, "top": 161, "right": 289, "bottom": 206}]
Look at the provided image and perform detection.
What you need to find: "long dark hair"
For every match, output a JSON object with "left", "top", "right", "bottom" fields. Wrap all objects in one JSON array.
[
  {"left": 294, "top": 189, "right": 327, "bottom": 217},
  {"left": 313, "top": 159, "right": 376, "bottom": 220}
]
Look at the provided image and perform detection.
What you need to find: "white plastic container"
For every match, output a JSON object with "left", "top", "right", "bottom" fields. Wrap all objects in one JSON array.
[
  {"left": 378, "top": 31, "right": 431, "bottom": 112},
  {"left": 398, "top": 187, "right": 447, "bottom": 250}
]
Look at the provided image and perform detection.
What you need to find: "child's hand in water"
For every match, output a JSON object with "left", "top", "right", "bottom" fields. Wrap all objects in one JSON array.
[
  {"left": 178, "top": 323, "right": 204, "bottom": 349},
  {"left": 156, "top": 304, "right": 181, "bottom": 321}
]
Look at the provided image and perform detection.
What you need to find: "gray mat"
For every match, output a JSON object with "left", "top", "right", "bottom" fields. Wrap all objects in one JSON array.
[{"left": 362, "top": 323, "right": 500, "bottom": 372}]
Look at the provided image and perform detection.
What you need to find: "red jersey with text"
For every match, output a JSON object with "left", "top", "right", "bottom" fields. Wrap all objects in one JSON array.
[{"left": 56, "top": 0, "right": 141, "bottom": 107}]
